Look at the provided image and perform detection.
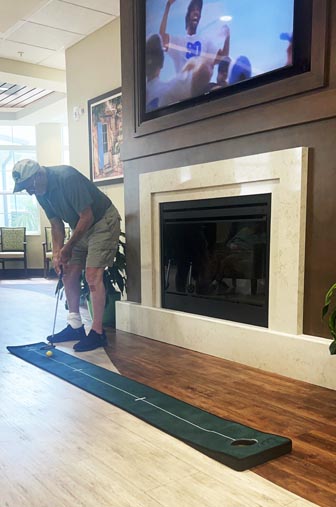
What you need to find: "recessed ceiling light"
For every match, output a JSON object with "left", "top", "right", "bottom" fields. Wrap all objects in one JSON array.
[
  {"left": 220, "top": 15, "right": 232, "bottom": 22},
  {"left": 0, "top": 87, "right": 9, "bottom": 91}
]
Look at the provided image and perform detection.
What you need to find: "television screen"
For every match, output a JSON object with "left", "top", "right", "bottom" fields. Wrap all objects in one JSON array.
[{"left": 145, "top": 0, "right": 297, "bottom": 115}]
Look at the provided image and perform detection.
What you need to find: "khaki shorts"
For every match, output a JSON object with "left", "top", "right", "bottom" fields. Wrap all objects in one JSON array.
[{"left": 69, "top": 206, "right": 121, "bottom": 268}]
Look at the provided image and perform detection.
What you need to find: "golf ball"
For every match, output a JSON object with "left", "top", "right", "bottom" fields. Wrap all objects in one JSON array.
[{"left": 46, "top": 350, "right": 53, "bottom": 357}]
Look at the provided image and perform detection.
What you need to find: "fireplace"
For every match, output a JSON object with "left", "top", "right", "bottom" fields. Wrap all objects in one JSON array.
[
  {"left": 116, "top": 149, "right": 336, "bottom": 390},
  {"left": 160, "top": 194, "right": 271, "bottom": 327}
]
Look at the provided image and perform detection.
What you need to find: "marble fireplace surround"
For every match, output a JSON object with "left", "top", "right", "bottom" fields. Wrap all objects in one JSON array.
[{"left": 117, "top": 148, "right": 335, "bottom": 390}]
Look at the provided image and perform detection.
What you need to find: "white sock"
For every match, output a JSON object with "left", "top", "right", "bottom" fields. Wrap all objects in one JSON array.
[{"left": 67, "top": 312, "right": 82, "bottom": 329}]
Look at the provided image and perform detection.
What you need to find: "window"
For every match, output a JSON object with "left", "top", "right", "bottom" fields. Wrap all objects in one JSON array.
[{"left": 0, "top": 127, "right": 40, "bottom": 234}]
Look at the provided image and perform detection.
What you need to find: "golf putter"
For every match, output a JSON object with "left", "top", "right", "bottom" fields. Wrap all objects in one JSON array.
[{"left": 41, "top": 266, "right": 63, "bottom": 350}]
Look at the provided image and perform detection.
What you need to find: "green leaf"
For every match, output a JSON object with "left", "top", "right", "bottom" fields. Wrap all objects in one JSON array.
[
  {"left": 329, "top": 340, "right": 336, "bottom": 355},
  {"left": 322, "top": 303, "right": 329, "bottom": 319},
  {"left": 114, "top": 271, "right": 125, "bottom": 294},
  {"left": 322, "top": 283, "right": 336, "bottom": 353},
  {"left": 322, "top": 283, "right": 336, "bottom": 320},
  {"left": 324, "top": 283, "right": 336, "bottom": 307},
  {"left": 328, "top": 309, "right": 336, "bottom": 335}
]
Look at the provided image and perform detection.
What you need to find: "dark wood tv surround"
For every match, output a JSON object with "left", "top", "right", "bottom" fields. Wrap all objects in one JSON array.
[
  {"left": 120, "top": 0, "right": 335, "bottom": 339},
  {"left": 119, "top": 3, "right": 335, "bottom": 504}
]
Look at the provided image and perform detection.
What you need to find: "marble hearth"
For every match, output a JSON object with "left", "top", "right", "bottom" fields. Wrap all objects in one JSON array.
[{"left": 117, "top": 148, "right": 335, "bottom": 390}]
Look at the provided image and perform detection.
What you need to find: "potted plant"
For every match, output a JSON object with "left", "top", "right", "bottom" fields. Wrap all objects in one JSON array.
[
  {"left": 322, "top": 282, "right": 336, "bottom": 355},
  {"left": 85, "top": 232, "right": 126, "bottom": 327}
]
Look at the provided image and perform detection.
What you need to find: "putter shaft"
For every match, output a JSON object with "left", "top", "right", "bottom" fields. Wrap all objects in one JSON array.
[
  {"left": 51, "top": 288, "right": 61, "bottom": 340},
  {"left": 50, "top": 266, "right": 63, "bottom": 342}
]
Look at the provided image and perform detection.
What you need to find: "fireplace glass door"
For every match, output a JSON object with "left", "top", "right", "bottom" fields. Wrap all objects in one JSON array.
[{"left": 160, "top": 194, "right": 271, "bottom": 327}]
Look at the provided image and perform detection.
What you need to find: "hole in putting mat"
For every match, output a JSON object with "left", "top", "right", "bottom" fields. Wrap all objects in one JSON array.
[{"left": 231, "top": 438, "right": 258, "bottom": 447}]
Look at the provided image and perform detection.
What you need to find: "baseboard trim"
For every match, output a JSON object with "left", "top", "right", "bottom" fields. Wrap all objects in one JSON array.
[
  {"left": 0, "top": 268, "right": 45, "bottom": 279},
  {"left": 116, "top": 301, "right": 335, "bottom": 390}
]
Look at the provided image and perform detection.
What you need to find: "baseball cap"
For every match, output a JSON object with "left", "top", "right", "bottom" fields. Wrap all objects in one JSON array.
[
  {"left": 12, "top": 159, "right": 40, "bottom": 193},
  {"left": 280, "top": 32, "right": 293, "bottom": 43}
]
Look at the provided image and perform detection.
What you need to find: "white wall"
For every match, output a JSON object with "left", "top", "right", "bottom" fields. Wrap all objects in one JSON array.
[{"left": 65, "top": 19, "right": 124, "bottom": 223}]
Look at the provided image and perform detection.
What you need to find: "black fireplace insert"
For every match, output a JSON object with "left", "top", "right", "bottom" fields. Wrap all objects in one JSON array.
[{"left": 160, "top": 194, "right": 271, "bottom": 327}]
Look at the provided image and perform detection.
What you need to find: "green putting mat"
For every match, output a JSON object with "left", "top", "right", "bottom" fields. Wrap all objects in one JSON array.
[{"left": 7, "top": 342, "right": 291, "bottom": 471}]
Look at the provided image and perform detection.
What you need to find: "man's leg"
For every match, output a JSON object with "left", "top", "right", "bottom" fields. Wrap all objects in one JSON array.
[
  {"left": 63, "top": 263, "right": 82, "bottom": 313},
  {"left": 46, "top": 263, "right": 86, "bottom": 343},
  {"left": 85, "top": 266, "right": 105, "bottom": 334},
  {"left": 73, "top": 205, "right": 120, "bottom": 352},
  {"left": 73, "top": 266, "right": 107, "bottom": 352}
]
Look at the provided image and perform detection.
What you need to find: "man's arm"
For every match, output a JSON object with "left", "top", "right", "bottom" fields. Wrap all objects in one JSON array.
[
  {"left": 50, "top": 217, "right": 66, "bottom": 274},
  {"left": 214, "top": 25, "right": 230, "bottom": 65},
  {"left": 159, "top": 0, "right": 175, "bottom": 49},
  {"left": 59, "top": 206, "right": 94, "bottom": 266}
]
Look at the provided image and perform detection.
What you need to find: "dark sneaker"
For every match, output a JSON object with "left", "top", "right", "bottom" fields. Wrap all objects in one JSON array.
[
  {"left": 47, "top": 324, "right": 86, "bottom": 343},
  {"left": 73, "top": 329, "right": 107, "bottom": 352}
]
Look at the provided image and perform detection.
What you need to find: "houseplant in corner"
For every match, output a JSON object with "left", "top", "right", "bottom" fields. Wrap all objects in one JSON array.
[
  {"left": 85, "top": 232, "right": 126, "bottom": 327},
  {"left": 322, "top": 282, "right": 336, "bottom": 355}
]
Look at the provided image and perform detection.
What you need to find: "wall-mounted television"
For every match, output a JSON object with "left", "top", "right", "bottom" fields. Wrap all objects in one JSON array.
[{"left": 142, "top": 0, "right": 313, "bottom": 121}]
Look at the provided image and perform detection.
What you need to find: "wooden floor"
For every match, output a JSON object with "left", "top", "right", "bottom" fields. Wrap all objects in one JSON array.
[{"left": 1, "top": 279, "right": 335, "bottom": 506}]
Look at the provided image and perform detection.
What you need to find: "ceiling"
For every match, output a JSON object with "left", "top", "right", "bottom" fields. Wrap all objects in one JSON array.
[{"left": 0, "top": 0, "right": 120, "bottom": 123}]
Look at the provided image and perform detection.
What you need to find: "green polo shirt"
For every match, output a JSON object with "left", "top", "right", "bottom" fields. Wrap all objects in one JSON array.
[{"left": 37, "top": 165, "right": 113, "bottom": 230}]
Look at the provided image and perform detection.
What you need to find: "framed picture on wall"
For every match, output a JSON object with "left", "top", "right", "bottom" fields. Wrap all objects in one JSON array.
[{"left": 88, "top": 88, "right": 123, "bottom": 185}]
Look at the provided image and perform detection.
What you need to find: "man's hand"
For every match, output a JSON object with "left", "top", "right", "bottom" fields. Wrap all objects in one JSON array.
[
  {"left": 60, "top": 243, "right": 73, "bottom": 265},
  {"left": 52, "top": 251, "right": 62, "bottom": 275}
]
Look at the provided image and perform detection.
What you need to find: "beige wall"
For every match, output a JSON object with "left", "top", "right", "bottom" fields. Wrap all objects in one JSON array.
[{"left": 65, "top": 18, "right": 125, "bottom": 224}]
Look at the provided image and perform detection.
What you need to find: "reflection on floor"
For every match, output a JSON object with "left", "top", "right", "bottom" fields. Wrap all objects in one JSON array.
[{"left": 0, "top": 279, "right": 320, "bottom": 507}]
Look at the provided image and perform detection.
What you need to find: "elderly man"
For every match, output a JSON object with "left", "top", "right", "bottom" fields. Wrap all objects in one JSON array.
[{"left": 12, "top": 159, "right": 121, "bottom": 352}]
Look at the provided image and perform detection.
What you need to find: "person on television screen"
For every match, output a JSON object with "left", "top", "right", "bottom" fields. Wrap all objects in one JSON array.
[
  {"left": 208, "top": 56, "right": 231, "bottom": 91},
  {"left": 228, "top": 55, "right": 252, "bottom": 85},
  {"left": 280, "top": 32, "right": 293, "bottom": 66},
  {"left": 146, "top": 34, "right": 170, "bottom": 111},
  {"left": 159, "top": 0, "right": 230, "bottom": 75},
  {"left": 146, "top": 33, "right": 213, "bottom": 112}
]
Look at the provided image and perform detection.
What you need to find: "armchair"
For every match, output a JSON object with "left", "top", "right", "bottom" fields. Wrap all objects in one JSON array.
[
  {"left": 0, "top": 227, "right": 27, "bottom": 276},
  {"left": 42, "top": 226, "right": 53, "bottom": 278}
]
